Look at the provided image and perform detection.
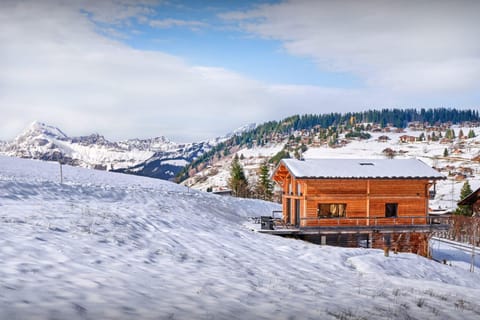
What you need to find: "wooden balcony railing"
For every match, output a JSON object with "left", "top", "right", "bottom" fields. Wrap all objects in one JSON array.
[
  {"left": 268, "top": 215, "right": 451, "bottom": 230},
  {"left": 301, "top": 216, "right": 434, "bottom": 227}
]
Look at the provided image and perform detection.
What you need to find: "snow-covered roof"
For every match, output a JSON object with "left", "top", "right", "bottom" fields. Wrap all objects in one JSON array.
[{"left": 279, "top": 158, "right": 445, "bottom": 180}]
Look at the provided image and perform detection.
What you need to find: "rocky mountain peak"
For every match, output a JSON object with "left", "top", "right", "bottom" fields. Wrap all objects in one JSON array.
[{"left": 15, "top": 121, "right": 68, "bottom": 143}]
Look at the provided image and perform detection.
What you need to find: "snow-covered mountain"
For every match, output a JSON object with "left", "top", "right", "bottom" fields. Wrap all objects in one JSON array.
[
  {"left": 225, "top": 122, "right": 257, "bottom": 138},
  {"left": 2, "top": 155, "right": 480, "bottom": 319},
  {"left": 0, "top": 121, "right": 154, "bottom": 170},
  {"left": 0, "top": 121, "right": 235, "bottom": 180}
]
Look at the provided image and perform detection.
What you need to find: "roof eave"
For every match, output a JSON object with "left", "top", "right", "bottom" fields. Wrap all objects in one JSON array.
[
  {"left": 458, "top": 188, "right": 480, "bottom": 206},
  {"left": 294, "top": 176, "right": 446, "bottom": 180}
]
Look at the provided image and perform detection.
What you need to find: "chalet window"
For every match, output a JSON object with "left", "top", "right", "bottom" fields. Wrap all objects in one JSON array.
[
  {"left": 297, "top": 183, "right": 302, "bottom": 196},
  {"left": 385, "top": 203, "right": 398, "bottom": 217},
  {"left": 317, "top": 203, "right": 346, "bottom": 218}
]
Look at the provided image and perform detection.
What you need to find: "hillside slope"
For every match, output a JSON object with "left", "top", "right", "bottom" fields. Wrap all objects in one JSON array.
[
  {"left": 187, "top": 124, "right": 480, "bottom": 212},
  {"left": 2, "top": 156, "right": 480, "bottom": 319}
]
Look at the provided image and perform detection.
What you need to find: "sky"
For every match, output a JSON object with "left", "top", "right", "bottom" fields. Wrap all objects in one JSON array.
[{"left": 1, "top": 0, "right": 479, "bottom": 143}]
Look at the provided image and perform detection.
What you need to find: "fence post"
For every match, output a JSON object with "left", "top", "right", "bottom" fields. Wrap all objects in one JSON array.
[{"left": 59, "top": 161, "right": 63, "bottom": 184}]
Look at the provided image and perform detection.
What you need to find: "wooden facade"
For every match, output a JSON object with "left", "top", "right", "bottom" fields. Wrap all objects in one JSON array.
[{"left": 271, "top": 159, "right": 446, "bottom": 256}]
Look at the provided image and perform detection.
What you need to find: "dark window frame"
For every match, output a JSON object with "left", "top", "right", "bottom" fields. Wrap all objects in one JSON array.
[
  {"left": 317, "top": 203, "right": 347, "bottom": 218},
  {"left": 385, "top": 203, "right": 398, "bottom": 218}
]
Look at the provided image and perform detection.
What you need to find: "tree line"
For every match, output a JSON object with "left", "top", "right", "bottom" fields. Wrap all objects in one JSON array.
[
  {"left": 227, "top": 154, "right": 273, "bottom": 201},
  {"left": 177, "top": 108, "right": 479, "bottom": 182}
]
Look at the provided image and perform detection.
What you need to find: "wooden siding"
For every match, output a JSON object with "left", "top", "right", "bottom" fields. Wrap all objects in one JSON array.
[
  {"left": 271, "top": 163, "right": 436, "bottom": 256},
  {"left": 279, "top": 178, "right": 431, "bottom": 228}
]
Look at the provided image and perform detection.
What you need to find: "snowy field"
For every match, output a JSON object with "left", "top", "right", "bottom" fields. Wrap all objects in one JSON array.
[
  {"left": 431, "top": 237, "right": 480, "bottom": 272},
  {"left": 2, "top": 156, "right": 480, "bottom": 319}
]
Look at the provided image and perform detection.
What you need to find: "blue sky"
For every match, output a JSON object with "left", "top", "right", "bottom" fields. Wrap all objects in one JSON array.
[
  {"left": 97, "top": 0, "right": 361, "bottom": 88},
  {"left": 1, "top": 0, "right": 479, "bottom": 142}
]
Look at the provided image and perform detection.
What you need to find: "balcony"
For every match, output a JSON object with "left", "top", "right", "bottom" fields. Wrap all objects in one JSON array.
[{"left": 260, "top": 214, "right": 450, "bottom": 235}]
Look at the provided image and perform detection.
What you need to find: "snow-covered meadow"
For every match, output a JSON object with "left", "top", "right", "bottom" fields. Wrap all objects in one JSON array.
[{"left": 2, "top": 155, "right": 480, "bottom": 319}]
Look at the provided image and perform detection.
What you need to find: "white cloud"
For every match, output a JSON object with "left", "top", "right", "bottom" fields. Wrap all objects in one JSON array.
[
  {"left": 2, "top": 0, "right": 475, "bottom": 143},
  {"left": 0, "top": 0, "right": 381, "bottom": 142},
  {"left": 221, "top": 0, "right": 480, "bottom": 93}
]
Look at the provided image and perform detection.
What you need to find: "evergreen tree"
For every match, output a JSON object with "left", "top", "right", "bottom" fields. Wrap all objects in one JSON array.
[
  {"left": 455, "top": 180, "right": 473, "bottom": 216},
  {"left": 177, "top": 108, "right": 480, "bottom": 183},
  {"left": 445, "top": 129, "right": 452, "bottom": 139},
  {"left": 228, "top": 154, "right": 249, "bottom": 198},
  {"left": 468, "top": 129, "right": 476, "bottom": 139},
  {"left": 443, "top": 148, "right": 449, "bottom": 157},
  {"left": 269, "top": 149, "right": 290, "bottom": 165},
  {"left": 255, "top": 161, "right": 274, "bottom": 201}
]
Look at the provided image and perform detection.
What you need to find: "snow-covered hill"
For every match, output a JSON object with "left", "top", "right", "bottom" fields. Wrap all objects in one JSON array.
[
  {"left": 2, "top": 155, "right": 480, "bottom": 319},
  {"left": 187, "top": 125, "right": 480, "bottom": 212}
]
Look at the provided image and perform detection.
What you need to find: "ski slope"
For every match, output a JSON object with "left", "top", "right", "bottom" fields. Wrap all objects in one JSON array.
[{"left": 1, "top": 155, "right": 480, "bottom": 319}]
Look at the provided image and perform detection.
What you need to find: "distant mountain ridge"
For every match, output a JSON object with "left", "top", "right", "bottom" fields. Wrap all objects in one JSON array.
[
  {"left": 0, "top": 121, "right": 248, "bottom": 180},
  {"left": 1, "top": 109, "right": 479, "bottom": 183}
]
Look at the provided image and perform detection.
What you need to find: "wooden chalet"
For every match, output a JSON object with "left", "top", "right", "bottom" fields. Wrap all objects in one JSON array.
[{"left": 270, "top": 159, "right": 447, "bottom": 256}]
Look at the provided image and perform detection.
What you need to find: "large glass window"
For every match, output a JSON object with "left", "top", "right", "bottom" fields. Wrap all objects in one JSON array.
[
  {"left": 317, "top": 203, "right": 347, "bottom": 218},
  {"left": 385, "top": 203, "right": 398, "bottom": 217}
]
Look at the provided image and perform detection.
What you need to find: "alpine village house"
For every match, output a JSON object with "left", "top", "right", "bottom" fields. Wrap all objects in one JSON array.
[{"left": 270, "top": 158, "right": 446, "bottom": 256}]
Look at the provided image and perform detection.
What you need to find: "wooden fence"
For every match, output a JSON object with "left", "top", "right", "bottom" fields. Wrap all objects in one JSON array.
[{"left": 433, "top": 216, "right": 480, "bottom": 245}]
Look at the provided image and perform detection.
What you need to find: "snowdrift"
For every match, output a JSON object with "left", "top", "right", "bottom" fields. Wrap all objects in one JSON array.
[{"left": 1, "top": 155, "right": 480, "bottom": 319}]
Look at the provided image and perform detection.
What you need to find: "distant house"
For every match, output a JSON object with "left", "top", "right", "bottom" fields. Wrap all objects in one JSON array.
[
  {"left": 212, "top": 188, "right": 232, "bottom": 196},
  {"left": 399, "top": 135, "right": 417, "bottom": 143},
  {"left": 458, "top": 187, "right": 480, "bottom": 216},
  {"left": 382, "top": 148, "right": 396, "bottom": 158},
  {"left": 452, "top": 149, "right": 464, "bottom": 155},
  {"left": 459, "top": 167, "right": 474, "bottom": 176},
  {"left": 377, "top": 135, "right": 390, "bottom": 142},
  {"left": 270, "top": 159, "right": 446, "bottom": 256}
]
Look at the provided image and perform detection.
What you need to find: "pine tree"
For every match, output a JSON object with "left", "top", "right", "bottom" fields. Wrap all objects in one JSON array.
[
  {"left": 228, "top": 154, "right": 249, "bottom": 198},
  {"left": 468, "top": 129, "right": 476, "bottom": 139},
  {"left": 443, "top": 148, "right": 449, "bottom": 157},
  {"left": 255, "top": 161, "right": 273, "bottom": 201},
  {"left": 456, "top": 180, "right": 473, "bottom": 216}
]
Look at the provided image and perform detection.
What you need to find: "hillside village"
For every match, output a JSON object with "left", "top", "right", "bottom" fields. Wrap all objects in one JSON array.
[{"left": 184, "top": 119, "right": 480, "bottom": 213}]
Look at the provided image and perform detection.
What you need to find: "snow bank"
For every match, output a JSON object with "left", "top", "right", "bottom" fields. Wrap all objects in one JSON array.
[{"left": 1, "top": 155, "right": 480, "bottom": 319}]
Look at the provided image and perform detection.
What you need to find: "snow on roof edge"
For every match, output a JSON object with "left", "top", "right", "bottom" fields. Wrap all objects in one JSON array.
[{"left": 278, "top": 158, "right": 446, "bottom": 180}]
